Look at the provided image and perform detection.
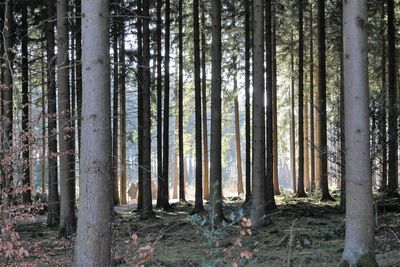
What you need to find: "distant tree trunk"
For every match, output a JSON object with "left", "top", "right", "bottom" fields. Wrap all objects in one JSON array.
[
  {"left": 290, "top": 30, "right": 297, "bottom": 194},
  {"left": 161, "top": 0, "right": 171, "bottom": 210},
  {"left": 141, "top": 0, "right": 155, "bottom": 218},
  {"left": 178, "top": 0, "right": 186, "bottom": 202},
  {"left": 119, "top": 4, "right": 127, "bottom": 205},
  {"left": 342, "top": 1, "right": 377, "bottom": 265},
  {"left": 265, "top": 0, "right": 276, "bottom": 210},
  {"left": 193, "top": 0, "right": 204, "bottom": 213},
  {"left": 387, "top": 0, "right": 398, "bottom": 197},
  {"left": 74, "top": 0, "right": 112, "bottom": 263},
  {"left": 156, "top": 0, "right": 163, "bottom": 208},
  {"left": 304, "top": 93, "right": 310, "bottom": 191},
  {"left": 21, "top": 4, "right": 31, "bottom": 204},
  {"left": 245, "top": 0, "right": 252, "bottom": 202},
  {"left": 309, "top": 2, "right": 315, "bottom": 191},
  {"left": 137, "top": 0, "right": 143, "bottom": 210},
  {"left": 41, "top": 43, "right": 47, "bottom": 194},
  {"left": 210, "top": 0, "right": 224, "bottom": 224},
  {"left": 57, "top": 0, "right": 76, "bottom": 235},
  {"left": 379, "top": 0, "right": 387, "bottom": 191},
  {"left": 201, "top": 0, "right": 209, "bottom": 201},
  {"left": 251, "top": 0, "right": 268, "bottom": 227},
  {"left": 272, "top": 9, "right": 280, "bottom": 195},
  {"left": 317, "top": 0, "right": 334, "bottom": 201},
  {"left": 46, "top": 0, "right": 60, "bottom": 226},
  {"left": 173, "top": 119, "right": 178, "bottom": 199},
  {"left": 112, "top": 6, "right": 120, "bottom": 205},
  {"left": 234, "top": 97, "right": 244, "bottom": 195},
  {"left": 296, "top": 0, "right": 306, "bottom": 197}
]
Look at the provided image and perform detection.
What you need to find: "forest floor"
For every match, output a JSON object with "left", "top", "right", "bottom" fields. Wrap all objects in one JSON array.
[{"left": 4, "top": 191, "right": 400, "bottom": 266}]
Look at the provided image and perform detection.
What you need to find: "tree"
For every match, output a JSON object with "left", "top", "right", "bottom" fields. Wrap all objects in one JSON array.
[
  {"left": 296, "top": 0, "right": 306, "bottom": 197},
  {"left": 156, "top": 0, "right": 163, "bottom": 208},
  {"left": 210, "top": 0, "right": 224, "bottom": 224},
  {"left": 290, "top": 30, "right": 296, "bottom": 193},
  {"left": 45, "top": 0, "right": 60, "bottom": 226},
  {"left": 317, "top": 0, "right": 334, "bottom": 201},
  {"left": 57, "top": 0, "right": 76, "bottom": 235},
  {"left": 251, "top": 0, "right": 267, "bottom": 227},
  {"left": 161, "top": 0, "right": 171, "bottom": 210},
  {"left": 178, "top": 0, "right": 185, "bottom": 202},
  {"left": 387, "top": 0, "right": 398, "bottom": 197},
  {"left": 309, "top": 0, "right": 315, "bottom": 190},
  {"left": 341, "top": 0, "right": 377, "bottom": 265},
  {"left": 74, "top": 0, "right": 112, "bottom": 264},
  {"left": 141, "top": 0, "right": 155, "bottom": 218},
  {"left": 244, "top": 0, "right": 251, "bottom": 202},
  {"left": 234, "top": 97, "right": 244, "bottom": 196},
  {"left": 193, "top": 0, "right": 204, "bottom": 213}
]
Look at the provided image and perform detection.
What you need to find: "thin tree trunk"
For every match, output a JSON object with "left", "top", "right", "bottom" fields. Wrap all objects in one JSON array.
[
  {"left": 342, "top": 1, "right": 377, "bottom": 264},
  {"left": 74, "top": 0, "right": 112, "bottom": 263},
  {"left": 46, "top": 0, "right": 60, "bottom": 226},
  {"left": 201, "top": 0, "right": 209, "bottom": 201},
  {"left": 317, "top": 0, "right": 334, "bottom": 201},
  {"left": 41, "top": 41, "right": 47, "bottom": 194},
  {"left": 137, "top": 0, "right": 143, "bottom": 210},
  {"left": 304, "top": 93, "right": 310, "bottom": 191},
  {"left": 245, "top": 0, "right": 252, "bottom": 202},
  {"left": 21, "top": 4, "right": 31, "bottom": 204},
  {"left": 178, "top": 0, "right": 185, "bottom": 202},
  {"left": 210, "top": 0, "right": 224, "bottom": 224},
  {"left": 309, "top": 1, "right": 315, "bottom": 191},
  {"left": 193, "top": 0, "right": 204, "bottom": 213},
  {"left": 234, "top": 97, "right": 244, "bottom": 195},
  {"left": 290, "top": 30, "right": 297, "bottom": 194},
  {"left": 58, "top": 0, "right": 76, "bottom": 235},
  {"left": 156, "top": 0, "right": 163, "bottom": 208}
]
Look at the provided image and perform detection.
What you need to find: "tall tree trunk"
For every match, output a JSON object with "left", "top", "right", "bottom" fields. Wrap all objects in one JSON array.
[
  {"left": 265, "top": 0, "right": 276, "bottom": 210},
  {"left": 272, "top": 9, "right": 280, "bottom": 195},
  {"left": 251, "top": 0, "right": 268, "bottom": 227},
  {"left": 304, "top": 93, "right": 310, "bottom": 190},
  {"left": 317, "top": 0, "right": 334, "bottom": 201},
  {"left": 379, "top": 0, "right": 387, "bottom": 191},
  {"left": 112, "top": 5, "right": 120, "bottom": 205},
  {"left": 21, "top": 4, "right": 31, "bottom": 204},
  {"left": 342, "top": 1, "right": 377, "bottom": 264},
  {"left": 290, "top": 30, "right": 297, "bottom": 193},
  {"left": 210, "top": 0, "right": 224, "bottom": 224},
  {"left": 156, "top": 0, "right": 163, "bottom": 208},
  {"left": 74, "top": 0, "right": 112, "bottom": 263},
  {"left": 137, "top": 0, "right": 143, "bottom": 210},
  {"left": 161, "top": 0, "right": 171, "bottom": 210},
  {"left": 178, "top": 0, "right": 185, "bottom": 202},
  {"left": 193, "top": 0, "right": 204, "bottom": 213},
  {"left": 201, "top": 0, "right": 209, "bottom": 201},
  {"left": 387, "top": 0, "right": 398, "bottom": 197},
  {"left": 58, "top": 0, "right": 76, "bottom": 235},
  {"left": 141, "top": 0, "right": 155, "bottom": 218},
  {"left": 309, "top": 1, "right": 315, "bottom": 191},
  {"left": 245, "top": 0, "right": 252, "bottom": 202},
  {"left": 46, "top": 0, "right": 60, "bottom": 226},
  {"left": 296, "top": 0, "right": 306, "bottom": 197},
  {"left": 234, "top": 97, "right": 244, "bottom": 196},
  {"left": 119, "top": 3, "right": 127, "bottom": 205},
  {"left": 41, "top": 41, "right": 47, "bottom": 194}
]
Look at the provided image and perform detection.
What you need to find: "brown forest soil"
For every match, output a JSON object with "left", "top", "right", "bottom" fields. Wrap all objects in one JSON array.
[{"left": 3, "top": 192, "right": 400, "bottom": 266}]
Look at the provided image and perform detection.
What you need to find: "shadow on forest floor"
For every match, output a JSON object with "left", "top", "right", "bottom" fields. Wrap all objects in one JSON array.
[{"left": 4, "top": 191, "right": 400, "bottom": 266}]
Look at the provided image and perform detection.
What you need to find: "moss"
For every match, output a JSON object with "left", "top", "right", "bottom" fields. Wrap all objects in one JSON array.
[{"left": 339, "top": 255, "right": 378, "bottom": 267}]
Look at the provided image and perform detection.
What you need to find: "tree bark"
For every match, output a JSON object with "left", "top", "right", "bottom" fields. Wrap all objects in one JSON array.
[
  {"left": 290, "top": 30, "right": 297, "bottom": 194},
  {"left": 156, "top": 0, "right": 163, "bottom": 208},
  {"left": 304, "top": 93, "right": 310, "bottom": 191},
  {"left": 137, "top": 0, "right": 143, "bottom": 210},
  {"left": 74, "top": 0, "right": 112, "bottom": 264},
  {"left": 245, "top": 0, "right": 252, "bottom": 202},
  {"left": 309, "top": 1, "right": 315, "bottom": 191},
  {"left": 234, "top": 97, "right": 244, "bottom": 196},
  {"left": 342, "top": 1, "right": 377, "bottom": 264},
  {"left": 178, "top": 0, "right": 185, "bottom": 202}
]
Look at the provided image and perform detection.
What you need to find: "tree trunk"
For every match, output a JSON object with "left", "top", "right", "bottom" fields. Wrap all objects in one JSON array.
[
  {"left": 119, "top": 3, "right": 127, "bottom": 205},
  {"left": 193, "top": 0, "right": 204, "bottom": 213},
  {"left": 57, "top": 0, "right": 76, "bottom": 235},
  {"left": 341, "top": 1, "right": 377, "bottom": 265},
  {"left": 201, "top": 0, "right": 209, "bottom": 201},
  {"left": 304, "top": 93, "right": 310, "bottom": 191},
  {"left": 75, "top": 0, "right": 82, "bottom": 155},
  {"left": 234, "top": 97, "right": 244, "bottom": 196},
  {"left": 387, "top": 0, "right": 398, "bottom": 197},
  {"left": 21, "top": 4, "right": 31, "bottom": 204},
  {"left": 309, "top": 1, "right": 315, "bottom": 191},
  {"left": 296, "top": 0, "right": 307, "bottom": 197},
  {"left": 112, "top": 5, "right": 120, "bottom": 205},
  {"left": 290, "top": 30, "right": 297, "bottom": 194},
  {"left": 41, "top": 42, "right": 47, "bottom": 194},
  {"left": 317, "top": 0, "right": 334, "bottom": 201},
  {"left": 265, "top": 0, "right": 276, "bottom": 210},
  {"left": 141, "top": 0, "right": 155, "bottom": 218},
  {"left": 210, "top": 0, "right": 224, "bottom": 224},
  {"left": 46, "top": 0, "right": 60, "bottom": 226},
  {"left": 74, "top": 0, "right": 112, "bottom": 263},
  {"left": 251, "top": 0, "right": 268, "bottom": 227},
  {"left": 178, "top": 0, "right": 186, "bottom": 202},
  {"left": 137, "top": 0, "right": 143, "bottom": 211},
  {"left": 245, "top": 0, "right": 252, "bottom": 202},
  {"left": 161, "top": 0, "right": 171, "bottom": 210},
  {"left": 156, "top": 0, "right": 163, "bottom": 208}
]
